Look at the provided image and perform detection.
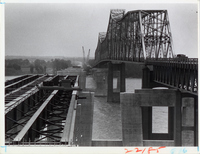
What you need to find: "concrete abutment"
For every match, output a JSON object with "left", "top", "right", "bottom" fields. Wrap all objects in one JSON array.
[{"left": 120, "top": 89, "right": 196, "bottom": 146}]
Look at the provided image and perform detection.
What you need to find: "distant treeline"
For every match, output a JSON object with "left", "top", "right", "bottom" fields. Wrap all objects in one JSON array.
[
  {"left": 5, "top": 58, "right": 143, "bottom": 78},
  {"left": 5, "top": 58, "right": 72, "bottom": 76}
]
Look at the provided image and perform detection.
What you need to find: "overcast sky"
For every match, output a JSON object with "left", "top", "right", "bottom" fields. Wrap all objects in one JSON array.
[{"left": 5, "top": 2, "right": 198, "bottom": 58}]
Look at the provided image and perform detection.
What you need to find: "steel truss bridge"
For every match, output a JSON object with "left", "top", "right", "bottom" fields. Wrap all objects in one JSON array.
[
  {"left": 94, "top": 10, "right": 198, "bottom": 95},
  {"left": 4, "top": 9, "right": 198, "bottom": 147}
]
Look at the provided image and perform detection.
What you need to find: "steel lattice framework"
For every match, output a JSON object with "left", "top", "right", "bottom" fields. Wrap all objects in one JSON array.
[{"left": 95, "top": 10, "right": 174, "bottom": 62}]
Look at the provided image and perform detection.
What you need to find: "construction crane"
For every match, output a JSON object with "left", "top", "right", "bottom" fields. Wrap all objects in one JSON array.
[
  {"left": 82, "top": 47, "right": 91, "bottom": 74},
  {"left": 86, "top": 49, "right": 90, "bottom": 63},
  {"left": 82, "top": 46, "right": 85, "bottom": 64},
  {"left": 82, "top": 46, "right": 90, "bottom": 65}
]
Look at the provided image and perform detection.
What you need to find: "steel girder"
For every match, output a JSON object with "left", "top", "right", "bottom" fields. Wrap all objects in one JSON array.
[
  {"left": 151, "top": 58, "right": 198, "bottom": 95},
  {"left": 95, "top": 10, "right": 174, "bottom": 63},
  {"left": 5, "top": 75, "right": 77, "bottom": 145}
]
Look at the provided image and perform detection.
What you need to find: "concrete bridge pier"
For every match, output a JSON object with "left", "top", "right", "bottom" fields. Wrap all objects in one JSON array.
[
  {"left": 181, "top": 95, "right": 198, "bottom": 146},
  {"left": 107, "top": 62, "right": 125, "bottom": 103},
  {"left": 93, "top": 68, "right": 108, "bottom": 96},
  {"left": 120, "top": 89, "right": 197, "bottom": 146},
  {"left": 142, "top": 65, "right": 163, "bottom": 89},
  {"left": 142, "top": 65, "right": 155, "bottom": 89},
  {"left": 142, "top": 65, "right": 151, "bottom": 88}
]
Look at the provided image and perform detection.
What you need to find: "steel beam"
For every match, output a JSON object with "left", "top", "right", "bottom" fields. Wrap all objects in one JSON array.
[
  {"left": 5, "top": 75, "right": 50, "bottom": 114},
  {"left": 38, "top": 86, "right": 82, "bottom": 91},
  {"left": 60, "top": 91, "right": 77, "bottom": 144},
  {"left": 13, "top": 90, "right": 58, "bottom": 142},
  {"left": 5, "top": 75, "right": 39, "bottom": 94},
  {"left": 60, "top": 76, "right": 80, "bottom": 144}
]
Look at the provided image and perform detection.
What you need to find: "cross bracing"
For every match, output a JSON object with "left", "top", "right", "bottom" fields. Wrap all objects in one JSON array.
[{"left": 95, "top": 10, "right": 174, "bottom": 62}]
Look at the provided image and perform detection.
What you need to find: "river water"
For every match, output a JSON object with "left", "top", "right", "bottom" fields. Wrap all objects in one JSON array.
[{"left": 86, "top": 76, "right": 168, "bottom": 140}]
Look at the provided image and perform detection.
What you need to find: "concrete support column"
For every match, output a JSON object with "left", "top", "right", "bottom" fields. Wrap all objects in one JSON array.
[
  {"left": 142, "top": 65, "right": 151, "bottom": 89},
  {"left": 194, "top": 96, "right": 198, "bottom": 146},
  {"left": 120, "top": 62, "right": 126, "bottom": 92},
  {"left": 174, "top": 90, "right": 182, "bottom": 146},
  {"left": 182, "top": 97, "right": 194, "bottom": 146},
  {"left": 107, "top": 62, "right": 113, "bottom": 102},
  {"left": 142, "top": 107, "right": 152, "bottom": 140},
  {"left": 120, "top": 93, "right": 143, "bottom": 146},
  {"left": 116, "top": 71, "right": 120, "bottom": 92},
  {"left": 94, "top": 69, "right": 107, "bottom": 96},
  {"left": 107, "top": 62, "right": 126, "bottom": 102},
  {"left": 80, "top": 71, "right": 86, "bottom": 90}
]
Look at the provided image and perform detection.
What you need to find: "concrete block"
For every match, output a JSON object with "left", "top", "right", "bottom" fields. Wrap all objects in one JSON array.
[
  {"left": 182, "top": 130, "right": 194, "bottom": 146},
  {"left": 112, "top": 92, "right": 120, "bottom": 103},
  {"left": 94, "top": 70, "right": 107, "bottom": 96},
  {"left": 121, "top": 89, "right": 179, "bottom": 146},
  {"left": 182, "top": 97, "right": 194, "bottom": 127},
  {"left": 123, "top": 141, "right": 143, "bottom": 146},
  {"left": 92, "top": 140, "right": 122, "bottom": 146},
  {"left": 143, "top": 140, "right": 174, "bottom": 146},
  {"left": 134, "top": 89, "right": 176, "bottom": 106},
  {"left": 120, "top": 93, "right": 143, "bottom": 146}
]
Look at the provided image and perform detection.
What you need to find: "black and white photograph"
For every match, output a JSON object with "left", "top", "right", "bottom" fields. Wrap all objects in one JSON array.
[{"left": 1, "top": 0, "right": 199, "bottom": 154}]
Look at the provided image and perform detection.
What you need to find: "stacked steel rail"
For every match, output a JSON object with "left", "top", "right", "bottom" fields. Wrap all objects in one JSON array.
[{"left": 5, "top": 75, "right": 79, "bottom": 145}]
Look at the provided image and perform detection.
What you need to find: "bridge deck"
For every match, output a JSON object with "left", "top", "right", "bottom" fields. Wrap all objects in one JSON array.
[{"left": 73, "top": 92, "right": 93, "bottom": 146}]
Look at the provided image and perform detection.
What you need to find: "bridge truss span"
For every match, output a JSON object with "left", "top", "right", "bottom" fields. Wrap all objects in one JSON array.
[
  {"left": 146, "top": 58, "right": 198, "bottom": 95},
  {"left": 95, "top": 10, "right": 174, "bottom": 63}
]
